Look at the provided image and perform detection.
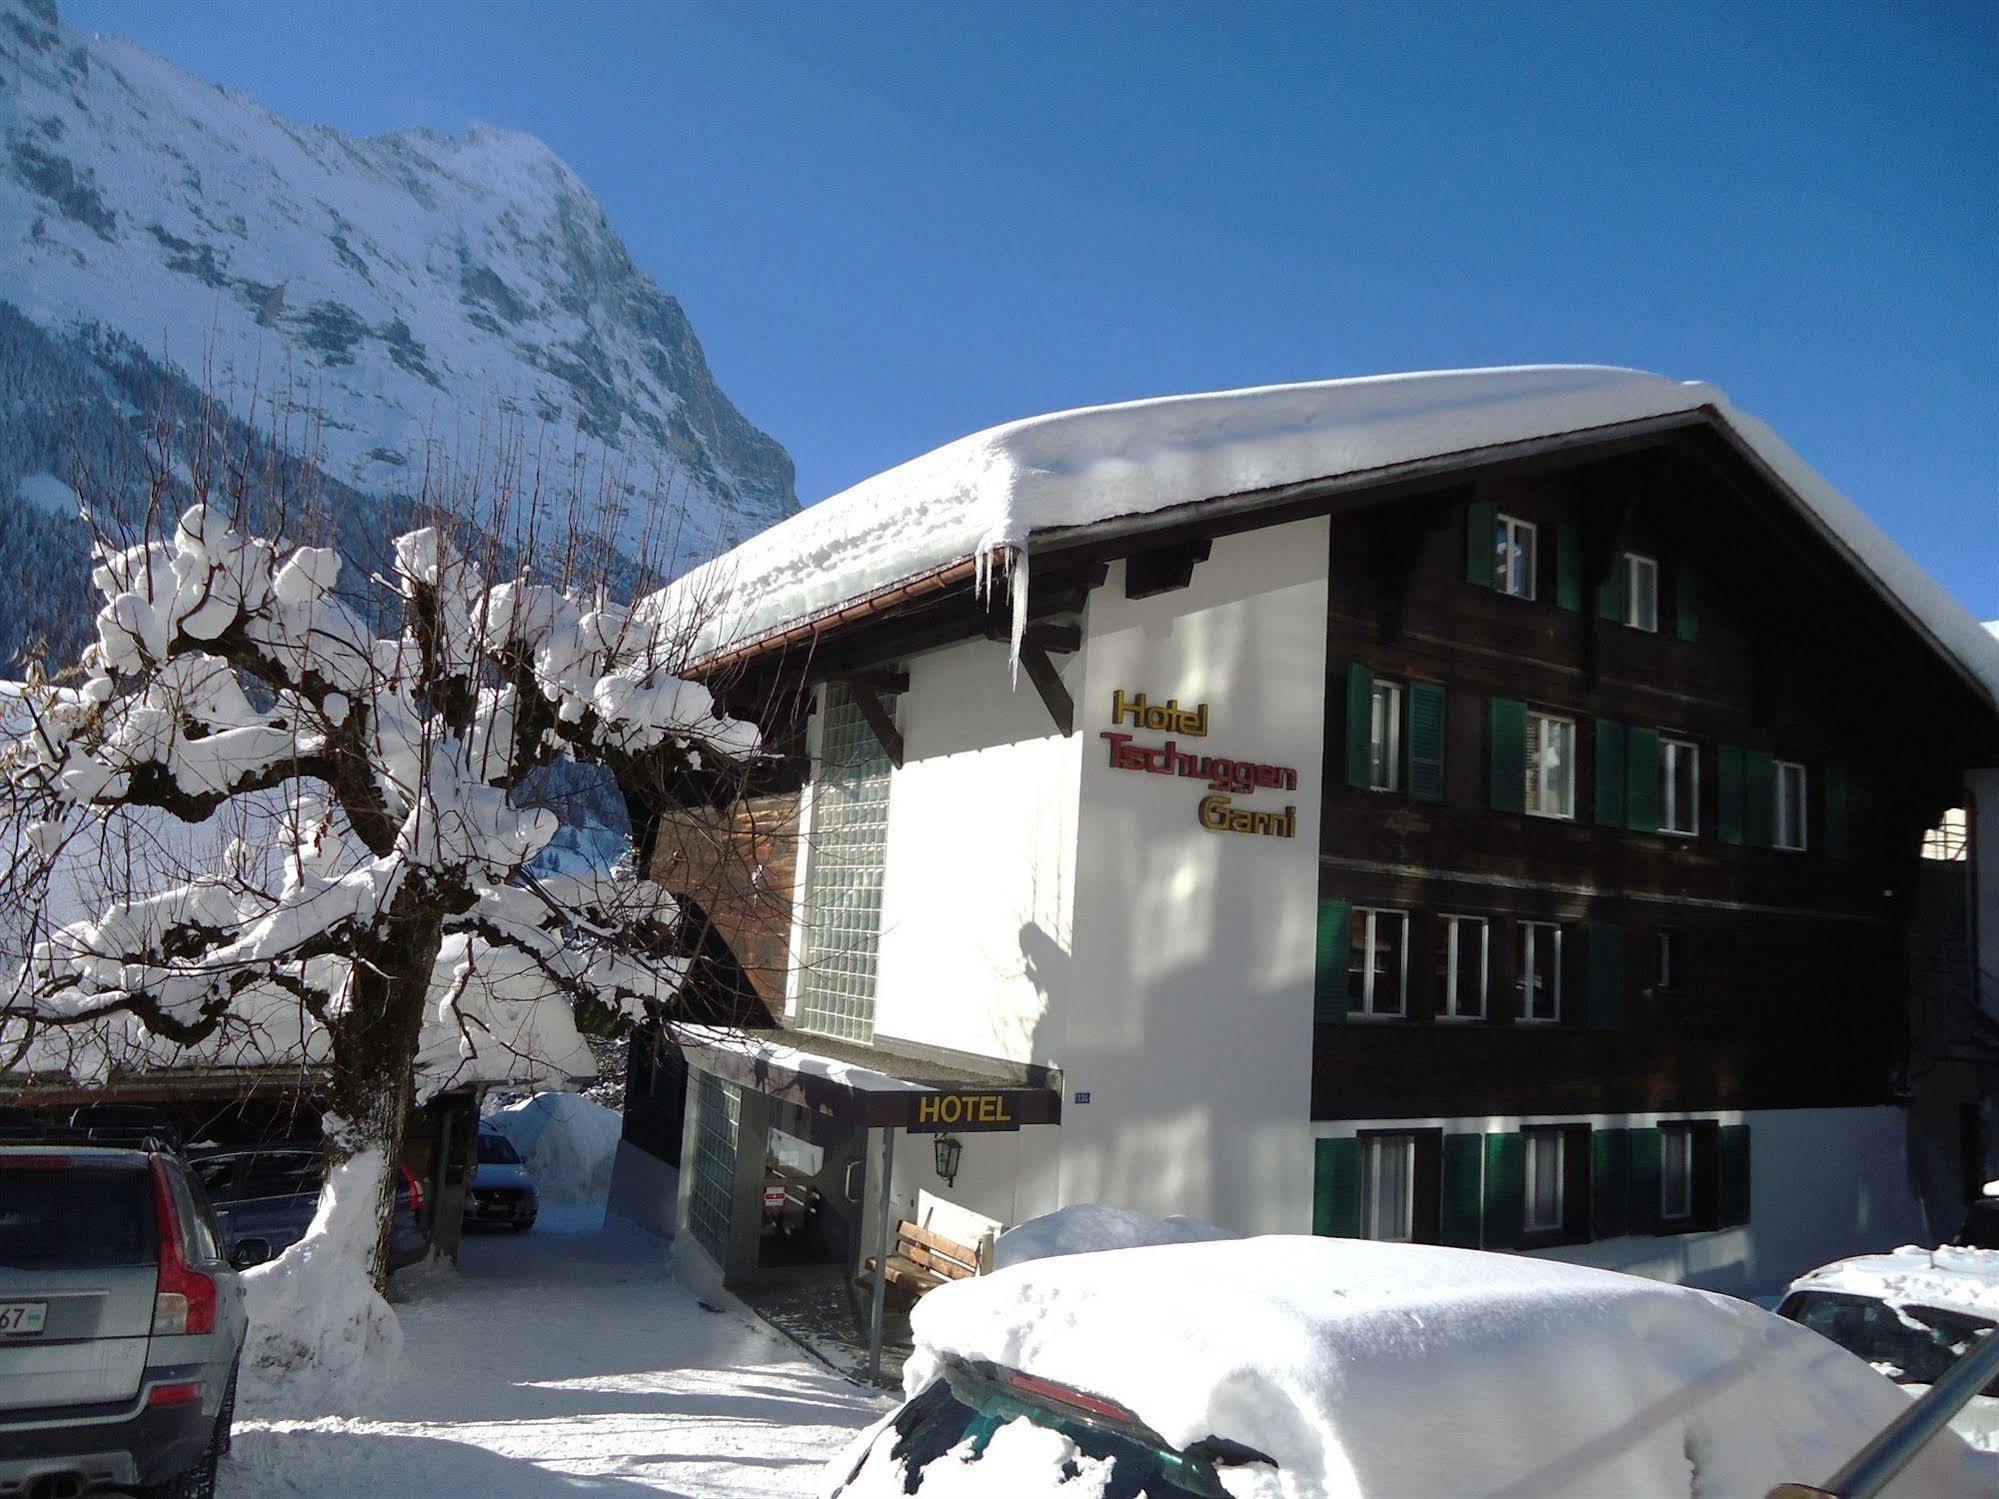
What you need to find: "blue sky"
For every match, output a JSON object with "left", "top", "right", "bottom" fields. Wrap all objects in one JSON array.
[{"left": 67, "top": 0, "right": 1998, "bottom": 614}]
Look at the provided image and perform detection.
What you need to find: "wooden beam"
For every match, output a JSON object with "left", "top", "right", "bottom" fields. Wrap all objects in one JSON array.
[
  {"left": 835, "top": 667, "right": 911, "bottom": 695},
  {"left": 849, "top": 682, "right": 904, "bottom": 767},
  {"left": 1020, "top": 644, "right": 1074, "bottom": 737}
]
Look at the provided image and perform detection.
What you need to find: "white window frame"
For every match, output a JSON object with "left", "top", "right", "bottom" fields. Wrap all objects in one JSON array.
[
  {"left": 1496, "top": 515, "right": 1538, "bottom": 601},
  {"left": 1362, "top": 1133, "right": 1418, "bottom": 1243},
  {"left": 1660, "top": 736, "right": 1700, "bottom": 837},
  {"left": 1624, "top": 552, "right": 1660, "bottom": 632},
  {"left": 1775, "top": 761, "right": 1808, "bottom": 851},
  {"left": 1517, "top": 921, "right": 1563, "bottom": 1022},
  {"left": 1349, "top": 907, "right": 1410, "bottom": 1019},
  {"left": 1524, "top": 712, "right": 1577, "bottom": 820},
  {"left": 1524, "top": 1129, "right": 1566, "bottom": 1234},
  {"left": 1438, "top": 915, "right": 1490, "bottom": 1020},
  {"left": 1660, "top": 1124, "right": 1695, "bottom": 1222},
  {"left": 1368, "top": 679, "right": 1404, "bottom": 793}
]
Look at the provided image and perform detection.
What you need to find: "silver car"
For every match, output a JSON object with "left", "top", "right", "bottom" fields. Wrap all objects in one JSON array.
[{"left": 0, "top": 1138, "right": 248, "bottom": 1498}]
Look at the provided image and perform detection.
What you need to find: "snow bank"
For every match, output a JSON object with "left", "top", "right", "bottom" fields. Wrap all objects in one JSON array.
[
  {"left": 993, "top": 1203, "right": 1237, "bottom": 1270},
  {"left": 487, "top": 1091, "right": 623, "bottom": 1202},
  {"left": 846, "top": 1236, "right": 1988, "bottom": 1499},
  {"left": 657, "top": 367, "right": 1999, "bottom": 714},
  {"left": 240, "top": 1149, "right": 403, "bottom": 1403}
]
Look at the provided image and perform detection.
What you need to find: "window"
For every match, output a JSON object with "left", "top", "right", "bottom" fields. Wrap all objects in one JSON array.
[
  {"left": 1524, "top": 1129, "right": 1567, "bottom": 1234},
  {"left": 1658, "top": 928, "right": 1686, "bottom": 992},
  {"left": 1516, "top": 921, "right": 1563, "bottom": 1021},
  {"left": 1661, "top": 737, "right": 1699, "bottom": 836},
  {"left": 1524, "top": 712, "right": 1576, "bottom": 818},
  {"left": 1624, "top": 553, "right": 1660, "bottom": 632},
  {"left": 1775, "top": 761, "right": 1808, "bottom": 851},
  {"left": 798, "top": 684, "right": 897, "bottom": 1042},
  {"left": 1660, "top": 1124, "right": 1695, "bottom": 1223},
  {"left": 1368, "top": 679, "right": 1403, "bottom": 792},
  {"left": 1347, "top": 908, "right": 1409, "bottom": 1018},
  {"left": 1495, "top": 515, "right": 1537, "bottom": 600},
  {"left": 1362, "top": 1133, "right": 1417, "bottom": 1242},
  {"left": 1437, "top": 915, "right": 1489, "bottom": 1019}
]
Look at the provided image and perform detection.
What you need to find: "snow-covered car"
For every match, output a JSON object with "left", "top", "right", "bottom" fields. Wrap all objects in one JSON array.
[
  {"left": 1778, "top": 1243, "right": 1999, "bottom": 1447},
  {"left": 189, "top": 1143, "right": 431, "bottom": 1269},
  {"left": 827, "top": 1236, "right": 1990, "bottom": 1498},
  {"left": 464, "top": 1128, "right": 540, "bottom": 1231},
  {"left": 0, "top": 1136, "right": 248, "bottom": 1499}
]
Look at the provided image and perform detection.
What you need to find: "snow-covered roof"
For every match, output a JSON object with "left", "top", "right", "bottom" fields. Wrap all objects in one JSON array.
[
  {"left": 1789, "top": 1245, "right": 1999, "bottom": 1323},
  {"left": 880, "top": 1235, "right": 1986, "bottom": 1498},
  {"left": 662, "top": 366, "right": 1999, "bottom": 715}
]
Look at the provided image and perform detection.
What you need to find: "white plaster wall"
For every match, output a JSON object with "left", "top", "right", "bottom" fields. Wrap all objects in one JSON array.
[
  {"left": 1316, "top": 1104, "right": 1924, "bottom": 1300},
  {"left": 870, "top": 637, "right": 1084, "bottom": 1066},
  {"left": 1056, "top": 519, "right": 1331, "bottom": 1235}
]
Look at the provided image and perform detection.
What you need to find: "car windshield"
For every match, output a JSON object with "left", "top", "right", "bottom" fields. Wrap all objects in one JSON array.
[
  {"left": 845, "top": 1363, "right": 1251, "bottom": 1498},
  {"left": 0, "top": 1164, "right": 157, "bottom": 1269},
  {"left": 1786, "top": 1290, "right": 1999, "bottom": 1395},
  {"left": 477, "top": 1134, "right": 522, "bottom": 1165}
]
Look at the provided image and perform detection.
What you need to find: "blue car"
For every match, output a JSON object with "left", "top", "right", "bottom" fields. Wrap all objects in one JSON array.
[
  {"left": 189, "top": 1145, "right": 431, "bottom": 1269},
  {"left": 464, "top": 1129, "right": 540, "bottom": 1231}
]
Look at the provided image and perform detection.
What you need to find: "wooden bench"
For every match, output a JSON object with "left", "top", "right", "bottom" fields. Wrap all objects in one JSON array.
[{"left": 863, "top": 1219, "right": 982, "bottom": 1304}]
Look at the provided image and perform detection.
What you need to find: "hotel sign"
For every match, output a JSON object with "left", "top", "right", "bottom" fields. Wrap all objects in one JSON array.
[
  {"left": 904, "top": 1088, "right": 1061, "bottom": 1134},
  {"left": 1099, "top": 689, "right": 1299, "bottom": 839}
]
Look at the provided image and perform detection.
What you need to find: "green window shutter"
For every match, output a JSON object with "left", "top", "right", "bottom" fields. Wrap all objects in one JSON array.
[
  {"left": 1344, "top": 665, "right": 1374, "bottom": 791},
  {"left": 1489, "top": 699, "right": 1526, "bottom": 814},
  {"left": 1313, "top": 1137, "right": 1362, "bottom": 1237},
  {"left": 1556, "top": 525, "right": 1582, "bottom": 611},
  {"left": 1587, "top": 922, "right": 1625, "bottom": 1032},
  {"left": 1744, "top": 751, "right": 1776, "bottom": 848},
  {"left": 1595, "top": 721, "right": 1628, "bottom": 827},
  {"left": 1313, "top": 898, "right": 1352, "bottom": 1023},
  {"left": 1591, "top": 1129, "right": 1630, "bottom": 1239},
  {"left": 1626, "top": 727, "right": 1662, "bottom": 834},
  {"left": 1675, "top": 566, "right": 1700, "bottom": 642},
  {"left": 1718, "top": 1124, "right": 1752, "bottom": 1227},
  {"left": 1598, "top": 553, "right": 1628, "bottom": 621},
  {"left": 1826, "top": 766, "right": 1849, "bottom": 859},
  {"left": 1481, "top": 1133, "right": 1525, "bottom": 1250},
  {"left": 1717, "top": 746, "right": 1746, "bottom": 846},
  {"left": 1466, "top": 500, "right": 1497, "bottom": 587},
  {"left": 1628, "top": 1127, "right": 1664, "bottom": 1236},
  {"left": 1407, "top": 682, "right": 1446, "bottom": 802},
  {"left": 1441, "top": 1133, "right": 1484, "bottom": 1248}
]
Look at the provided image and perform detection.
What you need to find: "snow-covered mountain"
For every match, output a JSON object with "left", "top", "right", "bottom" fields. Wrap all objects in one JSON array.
[{"left": 0, "top": 0, "right": 794, "bottom": 664}]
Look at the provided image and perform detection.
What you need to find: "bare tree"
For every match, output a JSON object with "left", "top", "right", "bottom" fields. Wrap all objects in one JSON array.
[{"left": 0, "top": 394, "right": 787, "bottom": 1336}]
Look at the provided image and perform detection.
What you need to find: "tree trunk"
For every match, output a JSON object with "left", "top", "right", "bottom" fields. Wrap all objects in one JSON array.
[{"left": 321, "top": 902, "right": 444, "bottom": 1292}]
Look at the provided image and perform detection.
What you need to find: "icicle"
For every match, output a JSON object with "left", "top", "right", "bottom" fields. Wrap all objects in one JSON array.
[{"left": 1006, "top": 545, "right": 1028, "bottom": 687}]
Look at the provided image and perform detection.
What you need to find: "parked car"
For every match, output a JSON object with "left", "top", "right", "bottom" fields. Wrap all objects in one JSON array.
[
  {"left": 463, "top": 1128, "right": 539, "bottom": 1232},
  {"left": 1779, "top": 1243, "right": 1999, "bottom": 1446},
  {"left": 827, "top": 1235, "right": 1989, "bottom": 1497},
  {"left": 189, "top": 1143, "right": 431, "bottom": 1270},
  {"left": 0, "top": 1135, "right": 247, "bottom": 1498}
]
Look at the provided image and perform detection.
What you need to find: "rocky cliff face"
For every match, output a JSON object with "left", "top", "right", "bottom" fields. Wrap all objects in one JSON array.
[{"left": 0, "top": 0, "right": 794, "bottom": 665}]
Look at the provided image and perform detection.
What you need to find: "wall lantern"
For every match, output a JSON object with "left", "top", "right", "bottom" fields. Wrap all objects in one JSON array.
[{"left": 933, "top": 1134, "right": 963, "bottom": 1188}]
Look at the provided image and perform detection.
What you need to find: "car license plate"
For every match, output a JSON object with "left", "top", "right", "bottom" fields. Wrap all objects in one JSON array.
[{"left": 0, "top": 1303, "right": 46, "bottom": 1337}]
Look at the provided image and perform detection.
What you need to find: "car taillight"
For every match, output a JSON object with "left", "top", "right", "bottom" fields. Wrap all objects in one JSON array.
[
  {"left": 0, "top": 1155, "right": 71, "bottom": 1169},
  {"left": 1006, "top": 1371, "right": 1139, "bottom": 1424},
  {"left": 400, "top": 1163, "right": 424, "bottom": 1218},
  {"left": 148, "top": 1379, "right": 204, "bottom": 1407},
  {"left": 148, "top": 1157, "right": 217, "bottom": 1337}
]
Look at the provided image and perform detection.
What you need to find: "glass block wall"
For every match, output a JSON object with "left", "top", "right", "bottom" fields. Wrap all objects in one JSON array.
[
  {"left": 687, "top": 1070, "right": 740, "bottom": 1263},
  {"left": 797, "top": 683, "right": 896, "bottom": 1043}
]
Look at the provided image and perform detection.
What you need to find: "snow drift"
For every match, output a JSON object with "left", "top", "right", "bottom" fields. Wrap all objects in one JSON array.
[
  {"left": 487, "top": 1091, "right": 624, "bottom": 1202},
  {"left": 839, "top": 1236, "right": 1991, "bottom": 1499}
]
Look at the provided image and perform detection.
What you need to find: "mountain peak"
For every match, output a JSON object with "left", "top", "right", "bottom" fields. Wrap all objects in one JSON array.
[{"left": 0, "top": 0, "right": 795, "bottom": 577}]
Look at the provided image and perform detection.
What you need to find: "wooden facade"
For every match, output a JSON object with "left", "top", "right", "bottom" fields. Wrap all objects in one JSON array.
[{"left": 1310, "top": 440, "right": 1993, "bottom": 1122}]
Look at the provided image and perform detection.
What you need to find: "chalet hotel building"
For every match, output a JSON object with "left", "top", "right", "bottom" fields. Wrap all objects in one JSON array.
[{"left": 611, "top": 368, "right": 1999, "bottom": 1303}]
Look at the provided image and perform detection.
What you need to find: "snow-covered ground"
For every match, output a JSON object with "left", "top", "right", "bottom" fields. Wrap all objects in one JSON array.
[{"left": 225, "top": 1205, "right": 885, "bottom": 1497}]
